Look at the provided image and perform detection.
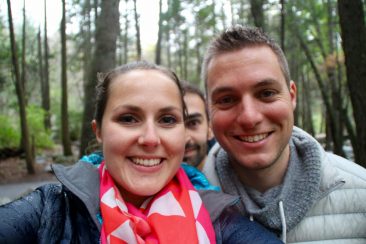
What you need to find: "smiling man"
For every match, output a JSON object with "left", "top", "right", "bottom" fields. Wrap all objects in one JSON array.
[
  {"left": 202, "top": 25, "right": 366, "bottom": 243},
  {"left": 181, "top": 81, "right": 213, "bottom": 170}
]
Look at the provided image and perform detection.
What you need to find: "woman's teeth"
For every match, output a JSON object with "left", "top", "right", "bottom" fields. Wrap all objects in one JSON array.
[{"left": 131, "top": 158, "right": 161, "bottom": 167}]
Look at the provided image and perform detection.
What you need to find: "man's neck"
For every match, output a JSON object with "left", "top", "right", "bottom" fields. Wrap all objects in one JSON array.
[
  {"left": 196, "top": 156, "right": 208, "bottom": 171},
  {"left": 233, "top": 146, "right": 290, "bottom": 193}
]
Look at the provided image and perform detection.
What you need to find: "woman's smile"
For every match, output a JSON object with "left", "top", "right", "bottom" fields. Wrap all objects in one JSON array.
[{"left": 129, "top": 157, "right": 163, "bottom": 167}]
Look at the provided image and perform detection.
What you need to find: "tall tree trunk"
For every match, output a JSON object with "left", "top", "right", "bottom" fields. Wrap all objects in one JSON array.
[
  {"left": 195, "top": 29, "right": 201, "bottom": 82},
  {"left": 155, "top": 0, "right": 163, "bottom": 64},
  {"left": 79, "top": 0, "right": 120, "bottom": 157},
  {"left": 37, "top": 28, "right": 47, "bottom": 128},
  {"left": 21, "top": 0, "right": 27, "bottom": 105},
  {"left": 117, "top": 10, "right": 123, "bottom": 65},
  {"left": 19, "top": 0, "right": 27, "bottom": 151},
  {"left": 338, "top": 0, "right": 366, "bottom": 166},
  {"left": 61, "top": 0, "right": 72, "bottom": 156},
  {"left": 166, "top": 30, "right": 171, "bottom": 68},
  {"left": 133, "top": 0, "right": 141, "bottom": 60},
  {"left": 43, "top": 0, "right": 51, "bottom": 130},
  {"left": 183, "top": 29, "right": 188, "bottom": 80},
  {"left": 250, "top": 0, "right": 265, "bottom": 30},
  {"left": 296, "top": 30, "right": 344, "bottom": 156},
  {"left": 123, "top": 0, "right": 129, "bottom": 63},
  {"left": 6, "top": 0, "right": 35, "bottom": 174},
  {"left": 301, "top": 71, "right": 315, "bottom": 136},
  {"left": 326, "top": 0, "right": 345, "bottom": 157},
  {"left": 94, "top": 0, "right": 99, "bottom": 21},
  {"left": 280, "top": 0, "right": 285, "bottom": 52},
  {"left": 81, "top": 0, "right": 92, "bottom": 98}
]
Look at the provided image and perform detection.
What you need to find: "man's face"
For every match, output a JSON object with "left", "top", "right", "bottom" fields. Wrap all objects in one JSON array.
[
  {"left": 183, "top": 92, "right": 211, "bottom": 168},
  {"left": 206, "top": 46, "right": 296, "bottom": 175}
]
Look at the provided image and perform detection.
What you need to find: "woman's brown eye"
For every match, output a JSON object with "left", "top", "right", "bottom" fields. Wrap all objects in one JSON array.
[
  {"left": 159, "top": 115, "right": 177, "bottom": 125},
  {"left": 119, "top": 114, "right": 138, "bottom": 124}
]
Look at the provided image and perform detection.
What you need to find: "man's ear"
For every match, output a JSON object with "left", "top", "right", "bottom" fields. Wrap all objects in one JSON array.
[
  {"left": 208, "top": 126, "right": 214, "bottom": 140},
  {"left": 91, "top": 120, "right": 102, "bottom": 143},
  {"left": 289, "top": 80, "right": 297, "bottom": 111}
]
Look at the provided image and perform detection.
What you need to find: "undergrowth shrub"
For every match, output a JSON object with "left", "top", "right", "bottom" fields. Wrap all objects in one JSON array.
[
  {"left": 0, "top": 106, "right": 54, "bottom": 150},
  {"left": 27, "top": 105, "right": 54, "bottom": 149},
  {"left": 0, "top": 115, "right": 20, "bottom": 148}
]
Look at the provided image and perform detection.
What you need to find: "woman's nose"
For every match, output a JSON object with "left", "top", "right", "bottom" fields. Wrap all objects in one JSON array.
[{"left": 138, "top": 122, "right": 161, "bottom": 146}]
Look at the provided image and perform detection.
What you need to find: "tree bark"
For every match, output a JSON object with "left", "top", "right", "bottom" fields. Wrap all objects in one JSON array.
[
  {"left": 61, "top": 0, "right": 72, "bottom": 156},
  {"left": 43, "top": 0, "right": 51, "bottom": 130},
  {"left": 155, "top": 0, "right": 163, "bottom": 64},
  {"left": 21, "top": 0, "right": 27, "bottom": 105},
  {"left": 250, "top": 0, "right": 265, "bottom": 30},
  {"left": 326, "top": 0, "right": 345, "bottom": 157},
  {"left": 301, "top": 71, "right": 315, "bottom": 136},
  {"left": 81, "top": 0, "right": 93, "bottom": 98},
  {"left": 133, "top": 0, "right": 141, "bottom": 60},
  {"left": 79, "top": 0, "right": 120, "bottom": 157},
  {"left": 296, "top": 30, "right": 345, "bottom": 156},
  {"left": 123, "top": 0, "right": 129, "bottom": 63},
  {"left": 338, "top": 0, "right": 366, "bottom": 166},
  {"left": 37, "top": 28, "right": 47, "bottom": 129},
  {"left": 280, "top": 0, "right": 285, "bottom": 52},
  {"left": 7, "top": 0, "right": 35, "bottom": 174}
]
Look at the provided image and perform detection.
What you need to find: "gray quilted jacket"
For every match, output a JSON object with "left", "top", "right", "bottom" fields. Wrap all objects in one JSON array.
[{"left": 203, "top": 127, "right": 366, "bottom": 243}]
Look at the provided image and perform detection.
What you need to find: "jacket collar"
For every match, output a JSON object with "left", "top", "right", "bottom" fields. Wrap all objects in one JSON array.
[
  {"left": 204, "top": 126, "right": 346, "bottom": 232},
  {"left": 52, "top": 162, "right": 101, "bottom": 230}
]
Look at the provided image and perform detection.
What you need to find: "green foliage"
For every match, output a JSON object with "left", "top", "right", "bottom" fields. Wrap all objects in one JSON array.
[
  {"left": 0, "top": 106, "right": 54, "bottom": 150},
  {"left": 0, "top": 115, "right": 21, "bottom": 148},
  {"left": 51, "top": 89, "right": 83, "bottom": 142},
  {"left": 68, "top": 109, "right": 83, "bottom": 141},
  {"left": 26, "top": 105, "right": 54, "bottom": 149}
]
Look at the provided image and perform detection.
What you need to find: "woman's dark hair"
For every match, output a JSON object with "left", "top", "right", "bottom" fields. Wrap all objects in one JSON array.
[{"left": 93, "top": 60, "right": 188, "bottom": 127}]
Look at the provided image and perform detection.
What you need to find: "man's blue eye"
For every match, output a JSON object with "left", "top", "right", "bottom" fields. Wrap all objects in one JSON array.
[
  {"left": 218, "top": 96, "right": 235, "bottom": 104},
  {"left": 261, "top": 90, "right": 276, "bottom": 98}
]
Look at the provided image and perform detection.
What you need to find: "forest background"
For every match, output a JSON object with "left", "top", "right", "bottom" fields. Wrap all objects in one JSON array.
[{"left": 0, "top": 0, "right": 366, "bottom": 177}]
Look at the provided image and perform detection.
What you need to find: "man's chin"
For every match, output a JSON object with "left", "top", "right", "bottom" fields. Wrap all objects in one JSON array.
[
  {"left": 183, "top": 156, "right": 192, "bottom": 163},
  {"left": 183, "top": 158, "right": 199, "bottom": 167}
]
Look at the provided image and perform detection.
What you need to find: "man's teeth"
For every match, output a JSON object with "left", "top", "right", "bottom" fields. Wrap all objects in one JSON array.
[
  {"left": 131, "top": 158, "right": 161, "bottom": 166},
  {"left": 238, "top": 133, "right": 268, "bottom": 142}
]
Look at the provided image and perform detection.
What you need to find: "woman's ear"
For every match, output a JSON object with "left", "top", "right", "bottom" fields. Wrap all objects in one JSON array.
[{"left": 91, "top": 120, "right": 102, "bottom": 143}]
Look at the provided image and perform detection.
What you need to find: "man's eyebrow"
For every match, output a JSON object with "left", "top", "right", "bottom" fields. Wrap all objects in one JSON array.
[
  {"left": 211, "top": 78, "right": 280, "bottom": 97},
  {"left": 254, "top": 78, "right": 279, "bottom": 88},
  {"left": 186, "top": 113, "right": 203, "bottom": 120},
  {"left": 211, "top": 86, "right": 234, "bottom": 97}
]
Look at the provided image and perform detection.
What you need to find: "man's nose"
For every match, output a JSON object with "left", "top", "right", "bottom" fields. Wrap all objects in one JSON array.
[
  {"left": 185, "top": 131, "right": 194, "bottom": 144},
  {"left": 236, "top": 97, "right": 263, "bottom": 129}
]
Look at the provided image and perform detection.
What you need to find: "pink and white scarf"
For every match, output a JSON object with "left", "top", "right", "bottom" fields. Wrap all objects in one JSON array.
[{"left": 99, "top": 161, "right": 216, "bottom": 244}]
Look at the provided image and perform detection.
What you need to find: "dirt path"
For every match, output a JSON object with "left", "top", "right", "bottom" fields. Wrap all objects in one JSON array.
[{"left": 0, "top": 155, "right": 59, "bottom": 205}]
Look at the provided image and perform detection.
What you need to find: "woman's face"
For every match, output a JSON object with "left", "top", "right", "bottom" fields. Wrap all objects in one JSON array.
[{"left": 94, "top": 69, "right": 186, "bottom": 206}]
